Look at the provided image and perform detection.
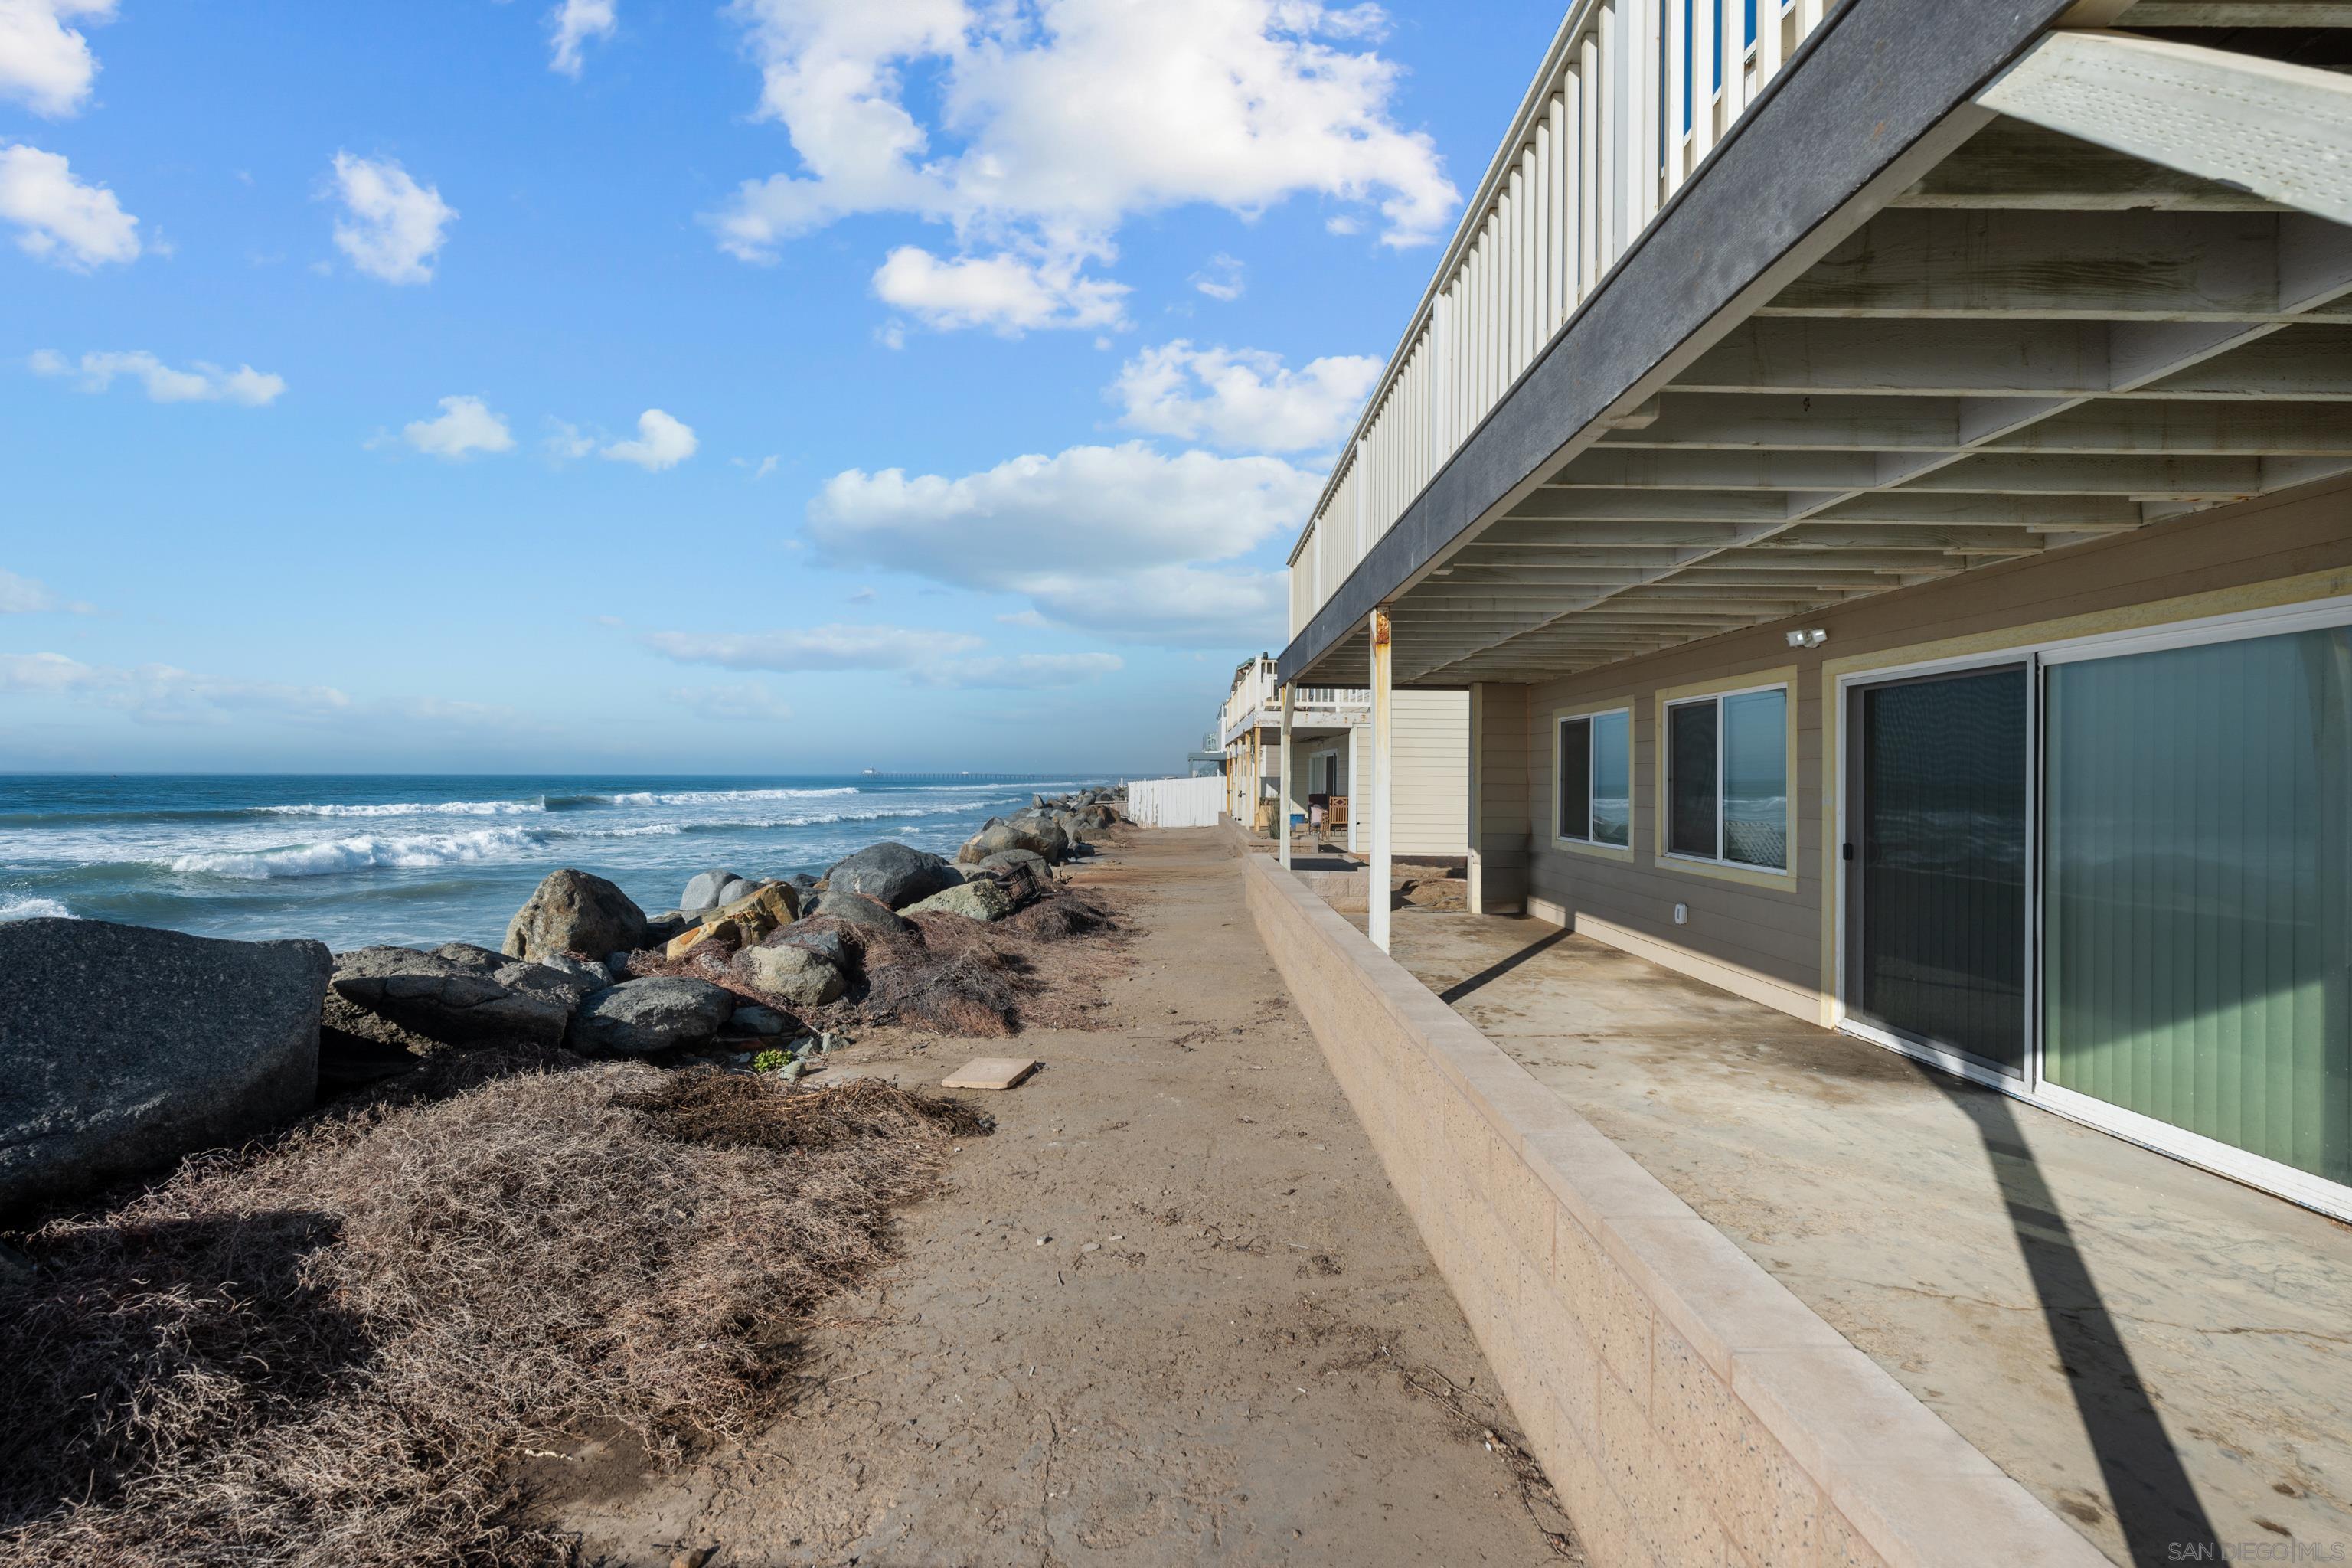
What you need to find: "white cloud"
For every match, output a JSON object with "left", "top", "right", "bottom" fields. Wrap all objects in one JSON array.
[
  {"left": 0, "top": 650, "right": 353, "bottom": 724},
  {"left": 995, "top": 609, "right": 1047, "bottom": 629},
  {"left": 807, "top": 441, "right": 1318, "bottom": 645},
  {"left": 548, "top": 0, "right": 616, "bottom": 76},
  {"left": 0, "top": 0, "right": 113, "bottom": 117},
  {"left": 645, "top": 622, "right": 985, "bottom": 672},
  {"left": 0, "top": 143, "right": 136, "bottom": 266},
  {"left": 915, "top": 652, "right": 1123, "bottom": 689},
  {"left": 544, "top": 418, "right": 595, "bottom": 462},
  {"left": 669, "top": 682, "right": 795, "bottom": 722},
  {"left": 30, "top": 348, "right": 285, "bottom": 406},
  {"left": 328, "top": 152, "right": 455, "bottom": 285},
  {"left": 600, "top": 407, "right": 697, "bottom": 471},
  {"left": 1191, "top": 252, "right": 1246, "bottom": 302},
  {"left": 711, "top": 0, "right": 1455, "bottom": 331},
  {"left": 1111, "top": 340, "right": 1377, "bottom": 454},
  {"left": 872, "top": 243, "right": 1128, "bottom": 335},
  {"left": 403, "top": 395, "right": 514, "bottom": 459},
  {"left": 0, "top": 568, "right": 91, "bottom": 613}
]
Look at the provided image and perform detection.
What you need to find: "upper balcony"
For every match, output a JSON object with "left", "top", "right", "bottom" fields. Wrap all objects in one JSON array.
[
  {"left": 1288, "top": 0, "right": 1846, "bottom": 642},
  {"left": 1280, "top": 0, "right": 2352, "bottom": 688},
  {"left": 1218, "top": 656, "right": 1370, "bottom": 749}
]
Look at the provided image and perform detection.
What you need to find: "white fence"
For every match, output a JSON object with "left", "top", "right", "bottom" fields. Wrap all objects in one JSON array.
[
  {"left": 1125, "top": 775, "right": 1226, "bottom": 830},
  {"left": 1290, "top": 0, "right": 1841, "bottom": 635}
]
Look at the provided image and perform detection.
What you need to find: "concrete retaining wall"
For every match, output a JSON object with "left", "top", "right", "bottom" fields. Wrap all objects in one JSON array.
[{"left": 1242, "top": 851, "right": 2105, "bottom": 1568}]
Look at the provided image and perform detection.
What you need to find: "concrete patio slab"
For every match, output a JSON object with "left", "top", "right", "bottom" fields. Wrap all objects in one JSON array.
[{"left": 1372, "top": 903, "right": 2352, "bottom": 1566}]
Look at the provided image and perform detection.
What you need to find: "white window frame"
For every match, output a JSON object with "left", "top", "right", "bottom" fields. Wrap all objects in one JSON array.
[
  {"left": 1553, "top": 704, "right": 1635, "bottom": 857},
  {"left": 1661, "top": 681, "right": 1792, "bottom": 875}
]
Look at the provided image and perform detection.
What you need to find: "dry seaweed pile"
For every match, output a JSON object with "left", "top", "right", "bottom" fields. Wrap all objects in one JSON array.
[
  {"left": 0, "top": 1067, "right": 984, "bottom": 1568},
  {"left": 861, "top": 887, "right": 1122, "bottom": 1037}
]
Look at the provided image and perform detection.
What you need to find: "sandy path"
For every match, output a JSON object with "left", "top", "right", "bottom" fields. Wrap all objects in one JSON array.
[{"left": 552, "top": 828, "right": 1578, "bottom": 1567}]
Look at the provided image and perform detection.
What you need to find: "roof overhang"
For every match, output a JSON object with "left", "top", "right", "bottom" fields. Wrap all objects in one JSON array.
[{"left": 1277, "top": 0, "right": 2352, "bottom": 688}]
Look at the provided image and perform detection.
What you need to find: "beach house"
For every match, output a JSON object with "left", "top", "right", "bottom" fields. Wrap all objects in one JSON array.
[
  {"left": 1245, "top": 2, "right": 2352, "bottom": 1562},
  {"left": 1214, "top": 655, "right": 1470, "bottom": 855}
]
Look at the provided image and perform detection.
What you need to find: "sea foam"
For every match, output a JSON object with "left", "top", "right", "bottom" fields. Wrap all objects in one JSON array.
[{"left": 0, "top": 895, "right": 74, "bottom": 921}]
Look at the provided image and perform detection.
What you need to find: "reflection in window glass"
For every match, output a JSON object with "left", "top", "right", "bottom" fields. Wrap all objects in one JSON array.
[
  {"left": 1592, "top": 710, "right": 1631, "bottom": 846},
  {"left": 1668, "top": 702, "right": 1719, "bottom": 859},
  {"left": 1722, "top": 688, "right": 1788, "bottom": 868}
]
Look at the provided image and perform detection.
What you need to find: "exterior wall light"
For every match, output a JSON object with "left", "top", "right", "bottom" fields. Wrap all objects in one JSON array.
[{"left": 1786, "top": 628, "right": 1830, "bottom": 649}]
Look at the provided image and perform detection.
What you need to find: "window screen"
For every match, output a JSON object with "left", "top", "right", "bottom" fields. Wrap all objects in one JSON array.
[
  {"left": 1668, "top": 701, "right": 1719, "bottom": 859},
  {"left": 1559, "top": 717, "right": 1592, "bottom": 841}
]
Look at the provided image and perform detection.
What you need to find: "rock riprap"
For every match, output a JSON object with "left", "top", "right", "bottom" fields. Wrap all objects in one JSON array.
[
  {"left": 0, "top": 918, "right": 328, "bottom": 1211},
  {"left": 822, "top": 841, "right": 963, "bottom": 910},
  {"left": 567, "top": 976, "right": 735, "bottom": 1056},
  {"left": 504, "top": 869, "right": 647, "bottom": 963}
]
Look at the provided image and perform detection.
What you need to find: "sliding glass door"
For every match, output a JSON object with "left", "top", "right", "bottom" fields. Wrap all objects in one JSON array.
[
  {"left": 2043, "top": 625, "right": 2352, "bottom": 1187},
  {"left": 1849, "top": 665, "right": 2030, "bottom": 1076}
]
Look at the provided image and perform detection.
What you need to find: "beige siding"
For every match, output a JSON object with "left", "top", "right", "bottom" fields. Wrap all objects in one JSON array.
[
  {"left": 1519, "top": 475, "right": 2352, "bottom": 1024},
  {"left": 1392, "top": 688, "right": 1469, "bottom": 857}
]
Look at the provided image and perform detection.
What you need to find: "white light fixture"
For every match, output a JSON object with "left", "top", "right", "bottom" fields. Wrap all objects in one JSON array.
[{"left": 1786, "top": 628, "right": 1829, "bottom": 649}]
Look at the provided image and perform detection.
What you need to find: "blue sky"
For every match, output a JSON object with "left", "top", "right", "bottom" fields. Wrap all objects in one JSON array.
[{"left": 1, "top": 0, "right": 1559, "bottom": 773}]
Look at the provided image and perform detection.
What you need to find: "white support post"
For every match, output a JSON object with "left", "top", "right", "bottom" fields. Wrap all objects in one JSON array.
[
  {"left": 1279, "top": 684, "right": 1294, "bottom": 871},
  {"left": 1367, "top": 609, "right": 1395, "bottom": 953}
]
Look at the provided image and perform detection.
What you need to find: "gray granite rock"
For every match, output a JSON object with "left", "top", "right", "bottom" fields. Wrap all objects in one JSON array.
[
  {"left": 804, "top": 890, "right": 914, "bottom": 936},
  {"left": 822, "top": 841, "right": 962, "bottom": 909},
  {"left": 0, "top": 918, "right": 328, "bottom": 1212},
  {"left": 567, "top": 976, "right": 735, "bottom": 1056},
  {"left": 331, "top": 946, "right": 573, "bottom": 1046},
  {"left": 736, "top": 943, "right": 848, "bottom": 1008}
]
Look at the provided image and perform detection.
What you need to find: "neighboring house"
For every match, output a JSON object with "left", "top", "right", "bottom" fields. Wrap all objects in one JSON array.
[
  {"left": 1215, "top": 655, "right": 1468, "bottom": 855},
  {"left": 1274, "top": 1, "right": 2352, "bottom": 1223}
]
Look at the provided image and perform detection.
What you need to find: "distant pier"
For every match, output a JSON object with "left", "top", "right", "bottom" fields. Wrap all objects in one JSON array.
[{"left": 857, "top": 771, "right": 1097, "bottom": 786}]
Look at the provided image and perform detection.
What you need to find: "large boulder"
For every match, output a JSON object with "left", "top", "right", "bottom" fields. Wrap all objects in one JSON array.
[
  {"left": 736, "top": 943, "right": 848, "bottom": 1008},
  {"left": 904, "top": 878, "right": 1018, "bottom": 923},
  {"left": 329, "top": 946, "right": 577, "bottom": 1046},
  {"left": 0, "top": 919, "right": 328, "bottom": 1213},
  {"left": 503, "top": 869, "right": 646, "bottom": 962},
  {"left": 567, "top": 977, "right": 735, "bottom": 1057},
  {"left": 679, "top": 868, "right": 743, "bottom": 914},
  {"left": 823, "top": 842, "right": 962, "bottom": 910}
]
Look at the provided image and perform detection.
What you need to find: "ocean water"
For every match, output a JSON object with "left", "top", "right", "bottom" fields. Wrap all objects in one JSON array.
[{"left": 0, "top": 774, "right": 1112, "bottom": 952}]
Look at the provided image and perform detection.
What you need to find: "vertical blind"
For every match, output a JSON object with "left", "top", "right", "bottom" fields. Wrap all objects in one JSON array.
[
  {"left": 1857, "top": 668, "right": 2028, "bottom": 1073},
  {"left": 2045, "top": 626, "right": 2352, "bottom": 1185}
]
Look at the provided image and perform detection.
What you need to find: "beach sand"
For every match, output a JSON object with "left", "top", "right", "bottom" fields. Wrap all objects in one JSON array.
[{"left": 542, "top": 827, "right": 1579, "bottom": 1566}]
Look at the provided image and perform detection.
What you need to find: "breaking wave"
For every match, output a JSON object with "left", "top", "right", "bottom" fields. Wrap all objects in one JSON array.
[{"left": 0, "top": 895, "right": 74, "bottom": 921}]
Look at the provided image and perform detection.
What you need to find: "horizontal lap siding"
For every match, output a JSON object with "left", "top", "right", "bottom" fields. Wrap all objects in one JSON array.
[
  {"left": 1394, "top": 689, "right": 1471, "bottom": 856},
  {"left": 1519, "top": 476, "right": 2352, "bottom": 1024}
]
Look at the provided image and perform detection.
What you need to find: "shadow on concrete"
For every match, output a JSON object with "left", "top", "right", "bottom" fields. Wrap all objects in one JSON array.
[
  {"left": 1932, "top": 1076, "right": 2221, "bottom": 1565},
  {"left": 1437, "top": 927, "right": 1573, "bottom": 1006}
]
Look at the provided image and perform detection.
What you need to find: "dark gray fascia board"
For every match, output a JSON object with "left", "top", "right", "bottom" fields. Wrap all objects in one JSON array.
[{"left": 1276, "top": 0, "right": 2076, "bottom": 687}]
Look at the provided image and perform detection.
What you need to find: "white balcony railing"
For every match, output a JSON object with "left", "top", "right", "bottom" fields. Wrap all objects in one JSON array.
[
  {"left": 1217, "top": 659, "right": 1374, "bottom": 750},
  {"left": 1288, "top": 0, "right": 1838, "bottom": 639}
]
